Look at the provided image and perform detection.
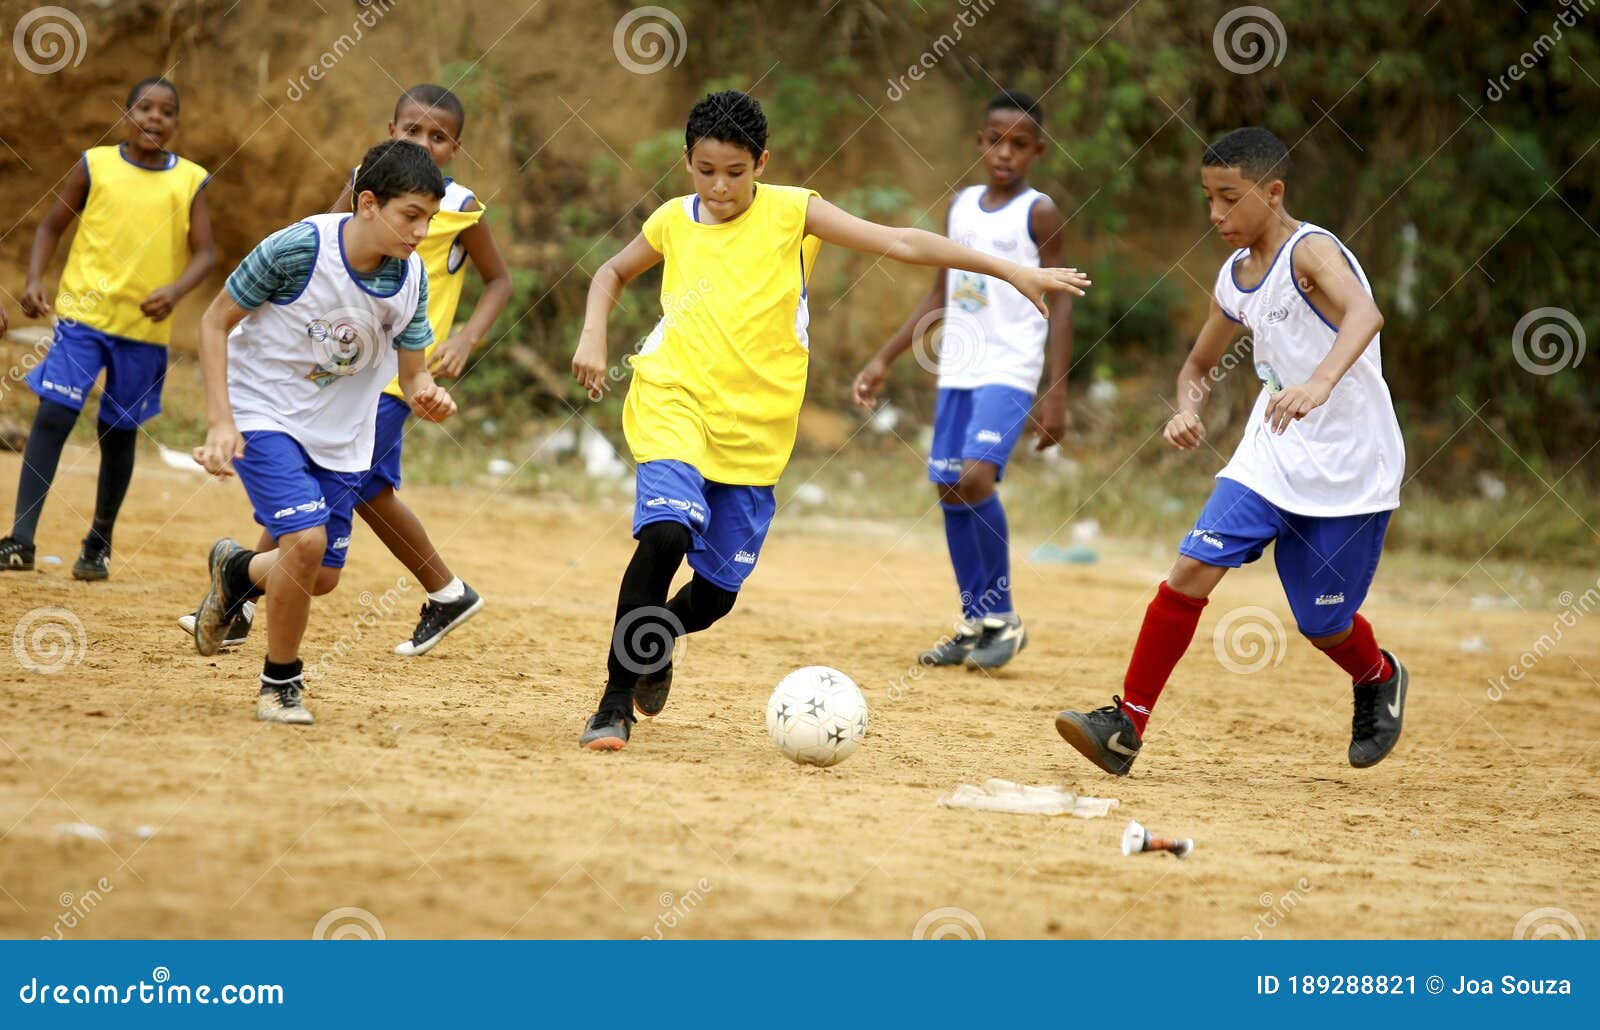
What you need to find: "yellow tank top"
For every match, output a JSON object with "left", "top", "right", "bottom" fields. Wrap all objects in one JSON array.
[
  {"left": 55, "top": 145, "right": 209, "bottom": 345},
  {"left": 624, "top": 183, "right": 822, "bottom": 486},
  {"left": 382, "top": 179, "right": 485, "bottom": 399}
]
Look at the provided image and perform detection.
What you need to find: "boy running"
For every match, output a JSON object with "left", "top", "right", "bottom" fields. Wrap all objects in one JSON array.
[
  {"left": 1054, "top": 127, "right": 1408, "bottom": 776},
  {"left": 3, "top": 77, "right": 215, "bottom": 578},
  {"left": 570, "top": 90, "right": 1091, "bottom": 751},
  {"left": 189, "top": 140, "right": 456, "bottom": 725},
  {"left": 852, "top": 89, "right": 1073, "bottom": 672},
  {"left": 179, "top": 84, "right": 510, "bottom": 655}
]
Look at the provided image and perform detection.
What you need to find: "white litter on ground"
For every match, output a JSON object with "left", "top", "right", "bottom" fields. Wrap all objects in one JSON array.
[
  {"left": 158, "top": 444, "right": 205, "bottom": 474},
  {"left": 938, "top": 779, "right": 1118, "bottom": 818}
]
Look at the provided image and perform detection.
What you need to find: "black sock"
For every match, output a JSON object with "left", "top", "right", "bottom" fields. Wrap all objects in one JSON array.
[
  {"left": 666, "top": 574, "right": 738, "bottom": 634},
  {"left": 10, "top": 400, "right": 78, "bottom": 545},
  {"left": 223, "top": 548, "right": 264, "bottom": 607},
  {"left": 87, "top": 421, "right": 138, "bottom": 549},
  {"left": 262, "top": 657, "right": 303, "bottom": 685},
  {"left": 599, "top": 521, "right": 691, "bottom": 714}
]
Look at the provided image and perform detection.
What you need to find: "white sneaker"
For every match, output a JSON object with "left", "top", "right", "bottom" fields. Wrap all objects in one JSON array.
[{"left": 257, "top": 680, "right": 314, "bottom": 725}]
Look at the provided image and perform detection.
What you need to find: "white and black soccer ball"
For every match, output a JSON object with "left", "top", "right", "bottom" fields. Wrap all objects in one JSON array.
[{"left": 766, "top": 666, "right": 869, "bottom": 767}]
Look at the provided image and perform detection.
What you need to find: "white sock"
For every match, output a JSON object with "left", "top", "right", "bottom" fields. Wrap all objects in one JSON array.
[{"left": 427, "top": 576, "right": 465, "bottom": 604}]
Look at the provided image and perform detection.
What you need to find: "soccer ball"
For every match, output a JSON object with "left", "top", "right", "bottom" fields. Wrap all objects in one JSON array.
[{"left": 766, "top": 666, "right": 869, "bottom": 767}]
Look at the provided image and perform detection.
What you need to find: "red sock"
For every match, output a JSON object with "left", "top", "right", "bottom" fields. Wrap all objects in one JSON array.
[
  {"left": 1120, "top": 582, "right": 1209, "bottom": 734},
  {"left": 1319, "top": 613, "right": 1392, "bottom": 684}
]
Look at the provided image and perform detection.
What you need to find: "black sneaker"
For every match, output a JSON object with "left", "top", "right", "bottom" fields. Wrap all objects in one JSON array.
[
  {"left": 634, "top": 664, "right": 673, "bottom": 718},
  {"left": 918, "top": 621, "right": 981, "bottom": 667},
  {"left": 257, "top": 677, "right": 314, "bottom": 725},
  {"left": 964, "top": 614, "right": 1027, "bottom": 670},
  {"left": 393, "top": 582, "right": 484, "bottom": 656},
  {"left": 0, "top": 536, "right": 35, "bottom": 571},
  {"left": 1054, "top": 695, "right": 1143, "bottom": 777},
  {"left": 194, "top": 538, "right": 246, "bottom": 657},
  {"left": 1349, "top": 650, "right": 1407, "bottom": 768},
  {"left": 72, "top": 537, "right": 111, "bottom": 581},
  {"left": 179, "top": 600, "right": 255, "bottom": 651},
  {"left": 580, "top": 708, "right": 632, "bottom": 751}
]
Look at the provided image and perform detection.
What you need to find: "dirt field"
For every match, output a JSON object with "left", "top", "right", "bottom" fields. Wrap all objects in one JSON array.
[{"left": 1, "top": 444, "right": 1596, "bottom": 940}]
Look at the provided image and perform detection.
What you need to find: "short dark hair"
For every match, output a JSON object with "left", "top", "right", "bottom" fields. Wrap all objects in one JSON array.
[
  {"left": 395, "top": 83, "right": 465, "bottom": 137},
  {"left": 353, "top": 140, "right": 446, "bottom": 205},
  {"left": 126, "top": 76, "right": 179, "bottom": 113},
  {"left": 685, "top": 90, "right": 767, "bottom": 161},
  {"left": 1202, "top": 127, "right": 1291, "bottom": 184},
  {"left": 985, "top": 89, "right": 1043, "bottom": 131}
]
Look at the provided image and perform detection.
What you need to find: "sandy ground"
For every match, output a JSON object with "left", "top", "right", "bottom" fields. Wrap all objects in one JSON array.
[{"left": 1, "top": 445, "right": 1597, "bottom": 940}]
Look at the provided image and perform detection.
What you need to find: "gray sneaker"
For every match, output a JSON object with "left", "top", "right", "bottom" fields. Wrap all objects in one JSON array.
[
  {"left": 1349, "top": 650, "right": 1407, "bottom": 768},
  {"left": 257, "top": 680, "right": 314, "bottom": 725},
  {"left": 179, "top": 601, "right": 255, "bottom": 651},
  {"left": 1055, "top": 696, "right": 1142, "bottom": 776},
  {"left": 919, "top": 621, "right": 981, "bottom": 667},
  {"left": 580, "top": 708, "right": 632, "bottom": 751},
  {"left": 194, "top": 538, "right": 246, "bottom": 657},
  {"left": 964, "top": 615, "right": 1027, "bottom": 670}
]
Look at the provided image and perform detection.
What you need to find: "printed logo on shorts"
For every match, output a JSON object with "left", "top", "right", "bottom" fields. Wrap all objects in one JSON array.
[
  {"left": 273, "top": 506, "right": 297, "bottom": 519},
  {"left": 295, "top": 499, "right": 326, "bottom": 514},
  {"left": 975, "top": 429, "right": 1003, "bottom": 445},
  {"left": 1189, "top": 529, "right": 1225, "bottom": 551},
  {"left": 1314, "top": 592, "right": 1346, "bottom": 606},
  {"left": 331, "top": 535, "right": 350, "bottom": 551},
  {"left": 733, "top": 550, "right": 758, "bottom": 565}
]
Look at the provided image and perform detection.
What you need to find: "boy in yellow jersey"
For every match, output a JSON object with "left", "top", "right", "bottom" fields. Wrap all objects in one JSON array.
[
  {"left": 178, "top": 84, "right": 511, "bottom": 656},
  {"left": 4, "top": 77, "right": 215, "bottom": 578},
  {"left": 571, "top": 91, "right": 1091, "bottom": 750}
]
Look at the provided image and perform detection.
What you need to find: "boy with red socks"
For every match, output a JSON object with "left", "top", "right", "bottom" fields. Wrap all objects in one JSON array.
[{"left": 1054, "top": 127, "right": 1407, "bottom": 776}]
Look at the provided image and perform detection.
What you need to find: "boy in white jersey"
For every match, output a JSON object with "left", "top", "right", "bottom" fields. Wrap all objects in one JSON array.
[
  {"left": 1054, "top": 128, "right": 1409, "bottom": 777},
  {"left": 854, "top": 90, "right": 1073, "bottom": 671},
  {"left": 188, "top": 141, "right": 457, "bottom": 725},
  {"left": 178, "top": 85, "right": 511, "bottom": 657}
]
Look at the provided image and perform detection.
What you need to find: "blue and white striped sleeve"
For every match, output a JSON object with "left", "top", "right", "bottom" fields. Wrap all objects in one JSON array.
[
  {"left": 225, "top": 222, "right": 318, "bottom": 309},
  {"left": 393, "top": 269, "right": 432, "bottom": 351}
]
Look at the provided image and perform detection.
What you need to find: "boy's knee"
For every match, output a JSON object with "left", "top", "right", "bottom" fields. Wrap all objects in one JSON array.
[
  {"left": 313, "top": 566, "right": 342, "bottom": 595},
  {"left": 692, "top": 576, "right": 738, "bottom": 626},
  {"left": 1304, "top": 624, "right": 1352, "bottom": 649},
  {"left": 1167, "top": 555, "right": 1225, "bottom": 598},
  {"left": 638, "top": 519, "right": 692, "bottom": 557},
  {"left": 278, "top": 527, "right": 327, "bottom": 571}
]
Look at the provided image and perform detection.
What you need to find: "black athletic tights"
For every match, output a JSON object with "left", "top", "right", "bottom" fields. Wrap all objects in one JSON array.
[
  {"left": 599, "top": 521, "right": 738, "bottom": 714},
  {"left": 10, "top": 399, "right": 138, "bottom": 547}
]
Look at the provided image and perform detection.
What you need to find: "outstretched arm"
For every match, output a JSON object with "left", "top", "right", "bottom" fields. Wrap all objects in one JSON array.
[
  {"left": 21, "top": 157, "right": 89, "bottom": 318},
  {"left": 1164, "top": 299, "right": 1245, "bottom": 452},
  {"left": 192, "top": 291, "right": 250, "bottom": 476},
  {"left": 1032, "top": 197, "right": 1073, "bottom": 451},
  {"left": 803, "top": 196, "right": 1090, "bottom": 316},
  {"left": 1262, "top": 234, "right": 1383, "bottom": 434},
  {"left": 571, "top": 233, "right": 664, "bottom": 397}
]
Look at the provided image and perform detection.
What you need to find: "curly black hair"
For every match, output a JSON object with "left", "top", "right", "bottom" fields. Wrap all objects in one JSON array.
[
  {"left": 395, "top": 83, "right": 465, "bottom": 137},
  {"left": 126, "top": 76, "right": 179, "bottom": 113},
  {"left": 353, "top": 140, "right": 446, "bottom": 205},
  {"left": 985, "top": 88, "right": 1042, "bottom": 131},
  {"left": 1202, "top": 127, "right": 1291, "bottom": 184},
  {"left": 685, "top": 90, "right": 767, "bottom": 160}
]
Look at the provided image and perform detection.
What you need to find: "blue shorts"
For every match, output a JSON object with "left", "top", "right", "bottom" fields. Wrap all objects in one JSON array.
[
  {"left": 25, "top": 320, "right": 167, "bottom": 429},
  {"left": 633, "top": 460, "right": 776, "bottom": 592},
  {"left": 1177, "top": 477, "right": 1392, "bottom": 638},
  {"left": 354, "top": 393, "right": 411, "bottom": 504},
  {"left": 234, "top": 431, "right": 361, "bottom": 569},
  {"left": 928, "top": 385, "right": 1033, "bottom": 484}
]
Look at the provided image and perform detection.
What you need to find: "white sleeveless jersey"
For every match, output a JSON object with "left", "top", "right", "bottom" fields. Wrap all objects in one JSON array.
[
  {"left": 1212, "top": 222, "right": 1404, "bottom": 517},
  {"left": 228, "top": 214, "right": 425, "bottom": 472},
  {"left": 940, "top": 185, "right": 1049, "bottom": 393}
]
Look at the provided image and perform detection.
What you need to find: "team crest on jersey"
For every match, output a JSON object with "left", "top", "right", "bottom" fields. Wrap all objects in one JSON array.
[
  {"left": 447, "top": 237, "right": 467, "bottom": 275},
  {"left": 950, "top": 272, "right": 989, "bottom": 313},
  {"left": 304, "top": 314, "right": 376, "bottom": 389}
]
